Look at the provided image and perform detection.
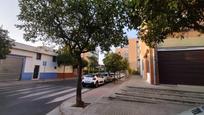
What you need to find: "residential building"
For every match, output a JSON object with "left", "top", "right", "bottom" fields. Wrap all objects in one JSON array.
[
  {"left": 0, "top": 42, "right": 75, "bottom": 81},
  {"left": 128, "top": 39, "right": 140, "bottom": 71},
  {"left": 116, "top": 38, "right": 140, "bottom": 71},
  {"left": 81, "top": 50, "right": 99, "bottom": 61},
  {"left": 81, "top": 50, "right": 99, "bottom": 73},
  {"left": 140, "top": 31, "right": 204, "bottom": 85},
  {"left": 115, "top": 46, "right": 128, "bottom": 59}
]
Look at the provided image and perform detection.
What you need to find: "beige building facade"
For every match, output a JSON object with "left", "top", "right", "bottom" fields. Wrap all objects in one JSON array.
[
  {"left": 116, "top": 38, "right": 139, "bottom": 71},
  {"left": 140, "top": 31, "right": 204, "bottom": 85}
]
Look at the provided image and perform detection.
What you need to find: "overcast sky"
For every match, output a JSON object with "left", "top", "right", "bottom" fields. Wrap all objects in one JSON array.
[{"left": 0, "top": 0, "right": 137, "bottom": 65}]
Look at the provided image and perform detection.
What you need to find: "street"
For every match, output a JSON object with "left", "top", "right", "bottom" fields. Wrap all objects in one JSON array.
[{"left": 0, "top": 79, "right": 89, "bottom": 115}]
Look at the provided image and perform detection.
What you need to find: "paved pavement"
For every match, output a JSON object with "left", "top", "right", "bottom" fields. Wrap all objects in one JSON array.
[
  {"left": 0, "top": 79, "right": 90, "bottom": 115},
  {"left": 48, "top": 75, "right": 204, "bottom": 115}
]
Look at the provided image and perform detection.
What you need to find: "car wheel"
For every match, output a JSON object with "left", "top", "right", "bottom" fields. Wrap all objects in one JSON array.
[
  {"left": 95, "top": 82, "right": 99, "bottom": 88},
  {"left": 82, "top": 83, "right": 85, "bottom": 87}
]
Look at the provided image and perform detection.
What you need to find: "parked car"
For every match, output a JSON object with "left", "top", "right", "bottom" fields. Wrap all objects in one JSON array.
[
  {"left": 115, "top": 73, "right": 121, "bottom": 79},
  {"left": 82, "top": 74, "right": 105, "bottom": 87},
  {"left": 109, "top": 73, "right": 118, "bottom": 80},
  {"left": 178, "top": 105, "right": 204, "bottom": 115},
  {"left": 120, "top": 73, "right": 126, "bottom": 78},
  {"left": 101, "top": 72, "right": 114, "bottom": 83}
]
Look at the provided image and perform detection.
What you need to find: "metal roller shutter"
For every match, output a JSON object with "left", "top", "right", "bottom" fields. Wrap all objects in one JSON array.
[
  {"left": 0, "top": 55, "right": 24, "bottom": 81},
  {"left": 158, "top": 50, "right": 204, "bottom": 85}
]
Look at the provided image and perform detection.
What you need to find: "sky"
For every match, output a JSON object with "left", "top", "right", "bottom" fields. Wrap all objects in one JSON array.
[{"left": 0, "top": 0, "right": 137, "bottom": 65}]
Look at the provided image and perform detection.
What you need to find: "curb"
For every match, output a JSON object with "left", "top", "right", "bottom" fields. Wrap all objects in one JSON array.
[{"left": 0, "top": 77, "right": 77, "bottom": 87}]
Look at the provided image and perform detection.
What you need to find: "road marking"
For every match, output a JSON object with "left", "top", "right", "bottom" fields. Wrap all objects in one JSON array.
[
  {"left": 33, "top": 88, "right": 77, "bottom": 101},
  {"left": 8, "top": 86, "right": 63, "bottom": 97},
  {"left": 47, "top": 89, "right": 89, "bottom": 104},
  {"left": 19, "top": 87, "right": 66, "bottom": 99},
  {"left": 16, "top": 86, "right": 50, "bottom": 92},
  {"left": 2, "top": 85, "right": 50, "bottom": 94}
]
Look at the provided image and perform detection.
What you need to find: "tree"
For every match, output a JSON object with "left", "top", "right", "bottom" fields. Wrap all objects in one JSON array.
[
  {"left": 103, "top": 53, "right": 124, "bottom": 76},
  {"left": 87, "top": 55, "right": 98, "bottom": 73},
  {"left": 120, "top": 58, "right": 129, "bottom": 71},
  {"left": 57, "top": 47, "right": 75, "bottom": 79},
  {"left": 0, "top": 27, "right": 14, "bottom": 59},
  {"left": 57, "top": 47, "right": 88, "bottom": 79},
  {"left": 17, "top": 0, "right": 127, "bottom": 106},
  {"left": 57, "top": 47, "right": 74, "bottom": 67},
  {"left": 126, "top": 0, "right": 204, "bottom": 47},
  {"left": 72, "top": 58, "right": 88, "bottom": 69}
]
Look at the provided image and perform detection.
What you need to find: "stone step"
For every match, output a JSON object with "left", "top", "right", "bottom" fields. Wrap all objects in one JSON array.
[
  {"left": 121, "top": 89, "right": 204, "bottom": 100},
  {"left": 127, "top": 86, "right": 204, "bottom": 95},
  {"left": 109, "top": 95, "right": 157, "bottom": 104},
  {"left": 109, "top": 95, "right": 200, "bottom": 106},
  {"left": 114, "top": 92, "right": 204, "bottom": 105}
]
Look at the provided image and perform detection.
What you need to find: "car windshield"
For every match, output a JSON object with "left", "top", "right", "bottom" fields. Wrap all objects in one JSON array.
[
  {"left": 102, "top": 74, "right": 108, "bottom": 76},
  {"left": 84, "top": 75, "right": 94, "bottom": 77}
]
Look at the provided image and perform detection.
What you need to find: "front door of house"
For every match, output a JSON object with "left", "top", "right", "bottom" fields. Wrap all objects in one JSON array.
[{"left": 33, "top": 65, "right": 40, "bottom": 79}]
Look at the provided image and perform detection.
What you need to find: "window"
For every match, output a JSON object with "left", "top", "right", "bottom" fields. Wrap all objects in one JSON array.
[
  {"left": 53, "top": 56, "right": 57, "bottom": 62},
  {"left": 36, "top": 53, "right": 41, "bottom": 60}
]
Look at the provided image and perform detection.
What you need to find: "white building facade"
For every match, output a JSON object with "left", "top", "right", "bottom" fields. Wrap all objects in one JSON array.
[{"left": 0, "top": 42, "right": 74, "bottom": 81}]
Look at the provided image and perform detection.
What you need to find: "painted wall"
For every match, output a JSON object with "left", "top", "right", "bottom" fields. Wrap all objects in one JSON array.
[
  {"left": 8, "top": 42, "right": 77, "bottom": 80},
  {"left": 139, "top": 40, "right": 155, "bottom": 84},
  {"left": 20, "top": 52, "right": 58, "bottom": 80},
  {"left": 128, "top": 39, "right": 139, "bottom": 71},
  {"left": 57, "top": 65, "right": 73, "bottom": 73}
]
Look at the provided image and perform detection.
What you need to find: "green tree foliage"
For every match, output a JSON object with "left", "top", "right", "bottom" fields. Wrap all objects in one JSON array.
[
  {"left": 57, "top": 47, "right": 88, "bottom": 68},
  {"left": 87, "top": 55, "right": 98, "bottom": 73},
  {"left": 120, "top": 58, "right": 129, "bottom": 71},
  {"left": 72, "top": 58, "right": 88, "bottom": 69},
  {"left": 126, "top": 0, "right": 204, "bottom": 47},
  {"left": 103, "top": 53, "right": 124, "bottom": 73},
  {"left": 17, "top": 0, "right": 127, "bottom": 106},
  {"left": 57, "top": 47, "right": 74, "bottom": 66},
  {"left": 0, "top": 27, "right": 14, "bottom": 59}
]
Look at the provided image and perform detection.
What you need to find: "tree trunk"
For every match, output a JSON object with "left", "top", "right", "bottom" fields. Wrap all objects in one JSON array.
[
  {"left": 63, "top": 65, "right": 65, "bottom": 80},
  {"left": 119, "top": 71, "right": 120, "bottom": 79},
  {"left": 76, "top": 56, "right": 84, "bottom": 107},
  {"left": 114, "top": 72, "right": 116, "bottom": 83}
]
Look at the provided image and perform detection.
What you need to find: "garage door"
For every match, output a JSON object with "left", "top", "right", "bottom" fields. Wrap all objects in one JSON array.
[
  {"left": 158, "top": 50, "right": 204, "bottom": 85},
  {"left": 0, "top": 55, "right": 24, "bottom": 81}
]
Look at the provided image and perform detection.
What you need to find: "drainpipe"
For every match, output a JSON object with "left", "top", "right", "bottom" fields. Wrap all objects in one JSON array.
[{"left": 153, "top": 46, "right": 158, "bottom": 85}]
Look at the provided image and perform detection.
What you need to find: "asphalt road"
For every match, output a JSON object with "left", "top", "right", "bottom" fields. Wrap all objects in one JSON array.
[{"left": 0, "top": 79, "right": 89, "bottom": 115}]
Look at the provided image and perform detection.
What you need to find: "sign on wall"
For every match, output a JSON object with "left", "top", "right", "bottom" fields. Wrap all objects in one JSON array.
[{"left": 43, "top": 61, "right": 47, "bottom": 66}]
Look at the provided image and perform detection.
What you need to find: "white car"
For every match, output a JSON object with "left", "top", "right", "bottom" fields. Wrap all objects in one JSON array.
[
  {"left": 120, "top": 73, "right": 126, "bottom": 78},
  {"left": 178, "top": 106, "right": 204, "bottom": 115},
  {"left": 101, "top": 72, "right": 114, "bottom": 83},
  {"left": 82, "top": 74, "right": 105, "bottom": 87}
]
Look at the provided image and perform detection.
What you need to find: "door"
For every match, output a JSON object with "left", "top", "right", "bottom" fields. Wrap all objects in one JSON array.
[
  {"left": 33, "top": 65, "right": 40, "bottom": 79},
  {"left": 158, "top": 50, "right": 204, "bottom": 85}
]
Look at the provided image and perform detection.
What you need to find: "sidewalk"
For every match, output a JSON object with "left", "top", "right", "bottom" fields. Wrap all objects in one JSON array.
[
  {"left": 0, "top": 77, "right": 76, "bottom": 87},
  {"left": 48, "top": 76, "right": 133, "bottom": 115},
  {"left": 48, "top": 75, "right": 204, "bottom": 115}
]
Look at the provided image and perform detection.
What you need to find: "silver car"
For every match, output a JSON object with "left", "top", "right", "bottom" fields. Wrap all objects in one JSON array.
[{"left": 101, "top": 72, "right": 114, "bottom": 83}]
